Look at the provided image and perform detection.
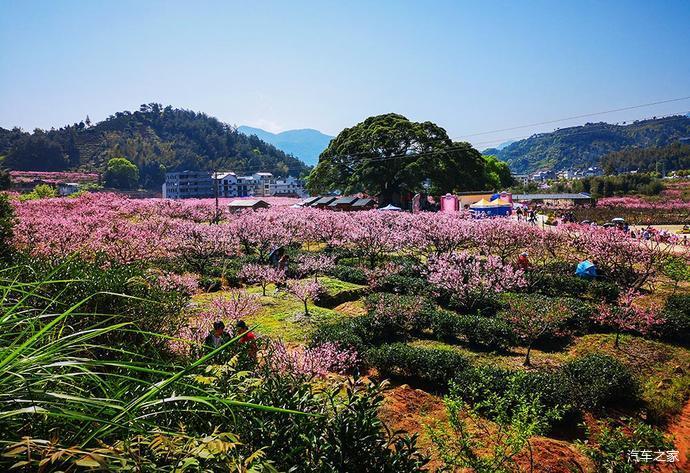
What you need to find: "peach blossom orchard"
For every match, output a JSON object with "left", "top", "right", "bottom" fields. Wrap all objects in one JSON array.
[
  {"left": 6, "top": 191, "right": 690, "bottom": 471},
  {"left": 11, "top": 192, "right": 686, "bottom": 364}
]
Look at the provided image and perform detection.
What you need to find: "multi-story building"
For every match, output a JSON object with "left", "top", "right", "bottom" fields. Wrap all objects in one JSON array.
[
  {"left": 163, "top": 171, "right": 213, "bottom": 199},
  {"left": 251, "top": 172, "right": 274, "bottom": 196},
  {"left": 164, "top": 170, "right": 306, "bottom": 199},
  {"left": 212, "top": 172, "right": 238, "bottom": 197},
  {"left": 271, "top": 176, "right": 307, "bottom": 197}
]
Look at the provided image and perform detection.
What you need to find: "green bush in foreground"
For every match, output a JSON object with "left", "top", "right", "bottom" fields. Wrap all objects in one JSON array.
[
  {"left": 367, "top": 343, "right": 470, "bottom": 391},
  {"left": 577, "top": 419, "right": 673, "bottom": 473},
  {"left": 429, "top": 379, "right": 554, "bottom": 473}
]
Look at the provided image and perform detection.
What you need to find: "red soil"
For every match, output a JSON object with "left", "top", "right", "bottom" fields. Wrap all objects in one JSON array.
[
  {"left": 380, "top": 384, "right": 593, "bottom": 472},
  {"left": 660, "top": 399, "right": 690, "bottom": 472}
]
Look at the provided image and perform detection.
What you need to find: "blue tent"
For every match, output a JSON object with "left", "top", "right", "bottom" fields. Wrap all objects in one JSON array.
[{"left": 576, "top": 260, "right": 597, "bottom": 279}]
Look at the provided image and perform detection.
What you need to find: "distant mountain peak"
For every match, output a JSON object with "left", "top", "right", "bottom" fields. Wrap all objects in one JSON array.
[
  {"left": 487, "top": 115, "right": 690, "bottom": 174},
  {"left": 237, "top": 126, "right": 333, "bottom": 166}
]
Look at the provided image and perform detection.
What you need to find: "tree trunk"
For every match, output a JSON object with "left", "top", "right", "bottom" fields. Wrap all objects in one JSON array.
[{"left": 524, "top": 345, "right": 532, "bottom": 367}]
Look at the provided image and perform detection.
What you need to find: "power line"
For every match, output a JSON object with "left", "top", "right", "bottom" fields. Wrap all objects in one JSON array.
[
  {"left": 455, "top": 95, "right": 690, "bottom": 138},
  {"left": 471, "top": 112, "right": 690, "bottom": 148}
]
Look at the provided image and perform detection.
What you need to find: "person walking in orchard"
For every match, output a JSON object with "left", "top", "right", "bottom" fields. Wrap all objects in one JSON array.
[
  {"left": 236, "top": 320, "right": 258, "bottom": 362},
  {"left": 204, "top": 321, "right": 232, "bottom": 351}
]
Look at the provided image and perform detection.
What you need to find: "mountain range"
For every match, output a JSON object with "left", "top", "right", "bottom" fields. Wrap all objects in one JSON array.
[
  {"left": 483, "top": 114, "right": 690, "bottom": 174},
  {"left": 0, "top": 104, "right": 311, "bottom": 188},
  {"left": 237, "top": 126, "right": 333, "bottom": 166}
]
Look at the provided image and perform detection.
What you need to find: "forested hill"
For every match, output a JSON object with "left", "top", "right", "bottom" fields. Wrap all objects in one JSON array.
[
  {"left": 0, "top": 104, "right": 311, "bottom": 188},
  {"left": 483, "top": 115, "right": 690, "bottom": 174}
]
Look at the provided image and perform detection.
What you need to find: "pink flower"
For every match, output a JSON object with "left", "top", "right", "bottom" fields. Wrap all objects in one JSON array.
[
  {"left": 266, "top": 340, "right": 358, "bottom": 377},
  {"left": 426, "top": 251, "right": 526, "bottom": 310},
  {"left": 297, "top": 253, "right": 336, "bottom": 281}
]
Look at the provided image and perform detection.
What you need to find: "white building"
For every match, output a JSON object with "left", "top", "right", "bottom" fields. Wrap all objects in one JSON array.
[
  {"left": 271, "top": 176, "right": 307, "bottom": 197},
  {"left": 212, "top": 172, "right": 238, "bottom": 197},
  {"left": 251, "top": 172, "right": 273, "bottom": 196}
]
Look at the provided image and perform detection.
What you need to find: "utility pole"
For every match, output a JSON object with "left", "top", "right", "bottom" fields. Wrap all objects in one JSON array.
[{"left": 213, "top": 170, "right": 220, "bottom": 224}]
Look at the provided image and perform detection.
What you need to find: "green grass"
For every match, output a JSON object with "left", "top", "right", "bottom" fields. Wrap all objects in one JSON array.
[
  {"left": 193, "top": 281, "right": 348, "bottom": 343},
  {"left": 317, "top": 276, "right": 367, "bottom": 295}
]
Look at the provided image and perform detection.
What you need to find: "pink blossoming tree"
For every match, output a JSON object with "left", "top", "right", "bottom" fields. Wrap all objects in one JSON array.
[
  {"left": 502, "top": 295, "right": 571, "bottom": 366},
  {"left": 426, "top": 251, "right": 526, "bottom": 312},
  {"left": 595, "top": 290, "right": 664, "bottom": 348},
  {"left": 238, "top": 263, "right": 286, "bottom": 296},
  {"left": 297, "top": 253, "right": 336, "bottom": 282},
  {"left": 266, "top": 340, "right": 358, "bottom": 377},
  {"left": 286, "top": 279, "right": 323, "bottom": 317}
]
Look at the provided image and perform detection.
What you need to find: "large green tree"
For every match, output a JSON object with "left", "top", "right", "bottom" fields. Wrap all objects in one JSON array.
[
  {"left": 306, "top": 114, "right": 497, "bottom": 201},
  {"left": 483, "top": 154, "right": 514, "bottom": 189},
  {"left": 104, "top": 157, "right": 140, "bottom": 189},
  {"left": 5, "top": 133, "right": 69, "bottom": 171}
]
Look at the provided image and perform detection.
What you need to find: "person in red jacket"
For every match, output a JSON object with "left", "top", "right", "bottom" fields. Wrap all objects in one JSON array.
[
  {"left": 235, "top": 320, "right": 257, "bottom": 362},
  {"left": 517, "top": 252, "right": 531, "bottom": 271}
]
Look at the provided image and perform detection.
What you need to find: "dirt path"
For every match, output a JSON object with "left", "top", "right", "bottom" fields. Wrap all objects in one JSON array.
[{"left": 661, "top": 399, "right": 690, "bottom": 472}]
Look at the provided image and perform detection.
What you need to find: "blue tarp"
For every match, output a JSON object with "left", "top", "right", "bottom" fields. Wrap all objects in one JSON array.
[
  {"left": 471, "top": 206, "right": 512, "bottom": 217},
  {"left": 576, "top": 260, "right": 597, "bottom": 279}
]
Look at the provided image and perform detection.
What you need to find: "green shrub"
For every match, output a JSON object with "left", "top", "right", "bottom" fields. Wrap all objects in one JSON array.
[
  {"left": 457, "top": 314, "right": 517, "bottom": 351},
  {"left": 365, "top": 292, "right": 430, "bottom": 340},
  {"left": 367, "top": 343, "right": 470, "bottom": 391},
  {"left": 8, "top": 256, "right": 191, "bottom": 351},
  {"left": 588, "top": 280, "right": 620, "bottom": 303},
  {"left": 199, "top": 276, "right": 223, "bottom": 292},
  {"left": 558, "top": 297, "right": 597, "bottom": 333},
  {"left": 311, "top": 317, "right": 371, "bottom": 355},
  {"left": 328, "top": 264, "right": 368, "bottom": 284},
  {"left": 535, "top": 274, "right": 619, "bottom": 302},
  {"left": 577, "top": 419, "right": 673, "bottom": 473},
  {"left": 234, "top": 374, "right": 428, "bottom": 471},
  {"left": 376, "top": 274, "right": 429, "bottom": 295},
  {"left": 0, "top": 192, "right": 14, "bottom": 260},
  {"left": 453, "top": 365, "right": 572, "bottom": 419},
  {"left": 444, "top": 290, "right": 504, "bottom": 317},
  {"left": 657, "top": 294, "right": 690, "bottom": 342},
  {"left": 562, "top": 354, "right": 638, "bottom": 410}
]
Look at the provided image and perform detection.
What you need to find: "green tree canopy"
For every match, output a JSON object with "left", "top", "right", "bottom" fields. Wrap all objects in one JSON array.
[
  {"left": 5, "top": 133, "right": 69, "bottom": 171},
  {"left": 483, "top": 154, "right": 514, "bottom": 189},
  {"left": 306, "top": 113, "right": 502, "bottom": 201},
  {"left": 104, "top": 157, "right": 140, "bottom": 189}
]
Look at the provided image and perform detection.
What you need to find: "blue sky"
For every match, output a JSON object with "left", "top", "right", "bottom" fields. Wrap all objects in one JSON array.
[{"left": 1, "top": 0, "right": 689, "bottom": 148}]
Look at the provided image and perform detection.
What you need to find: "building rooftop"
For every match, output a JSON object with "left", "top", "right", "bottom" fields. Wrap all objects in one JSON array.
[
  {"left": 228, "top": 199, "right": 269, "bottom": 207},
  {"left": 351, "top": 198, "right": 376, "bottom": 207},
  {"left": 212, "top": 172, "right": 237, "bottom": 179},
  {"left": 329, "top": 196, "right": 359, "bottom": 206},
  {"left": 312, "top": 196, "right": 337, "bottom": 206},
  {"left": 300, "top": 196, "right": 321, "bottom": 206}
]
